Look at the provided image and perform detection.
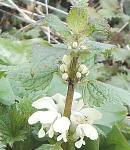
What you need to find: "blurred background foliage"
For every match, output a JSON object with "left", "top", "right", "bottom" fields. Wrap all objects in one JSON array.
[{"left": 1, "top": 0, "right": 130, "bottom": 150}]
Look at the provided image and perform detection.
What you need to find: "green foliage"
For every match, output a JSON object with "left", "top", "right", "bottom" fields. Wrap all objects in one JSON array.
[
  {"left": 44, "top": 14, "right": 70, "bottom": 39},
  {"left": 84, "top": 39, "right": 115, "bottom": 54},
  {"left": 96, "top": 103, "right": 127, "bottom": 127},
  {"left": 67, "top": 7, "right": 88, "bottom": 35},
  {"left": 82, "top": 80, "right": 130, "bottom": 106},
  {"left": 0, "top": 78, "right": 15, "bottom": 105},
  {"left": 0, "top": 38, "right": 31, "bottom": 65},
  {"left": 100, "top": 126, "right": 130, "bottom": 150},
  {"left": 36, "top": 144, "right": 62, "bottom": 150},
  {"left": 99, "top": 0, "right": 122, "bottom": 19},
  {"left": 0, "top": 105, "right": 31, "bottom": 146}
]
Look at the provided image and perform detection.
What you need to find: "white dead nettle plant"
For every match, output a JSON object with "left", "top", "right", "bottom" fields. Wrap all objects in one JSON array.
[{"left": 28, "top": 92, "right": 102, "bottom": 148}]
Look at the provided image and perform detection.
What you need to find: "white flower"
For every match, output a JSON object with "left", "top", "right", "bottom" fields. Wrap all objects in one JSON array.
[
  {"left": 28, "top": 92, "right": 102, "bottom": 147},
  {"left": 70, "top": 103, "right": 102, "bottom": 148},
  {"left": 60, "top": 64, "right": 68, "bottom": 72},
  {"left": 62, "top": 55, "right": 71, "bottom": 65},
  {"left": 75, "top": 124, "right": 98, "bottom": 148},
  {"left": 62, "top": 73, "right": 68, "bottom": 81},
  {"left": 53, "top": 117, "right": 70, "bottom": 142}
]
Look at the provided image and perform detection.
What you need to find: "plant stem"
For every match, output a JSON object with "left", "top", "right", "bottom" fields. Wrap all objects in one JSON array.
[
  {"left": 63, "top": 55, "right": 78, "bottom": 117},
  {"left": 63, "top": 81, "right": 75, "bottom": 117}
]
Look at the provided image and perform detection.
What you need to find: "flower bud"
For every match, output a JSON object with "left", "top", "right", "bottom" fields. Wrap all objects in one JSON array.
[
  {"left": 62, "top": 55, "right": 71, "bottom": 65},
  {"left": 80, "top": 45, "right": 87, "bottom": 50},
  {"left": 76, "top": 72, "right": 82, "bottom": 79},
  {"left": 72, "top": 42, "right": 78, "bottom": 48},
  {"left": 78, "top": 64, "right": 89, "bottom": 74},
  {"left": 68, "top": 46, "right": 72, "bottom": 50},
  {"left": 62, "top": 73, "right": 68, "bottom": 81},
  {"left": 60, "top": 64, "right": 68, "bottom": 72}
]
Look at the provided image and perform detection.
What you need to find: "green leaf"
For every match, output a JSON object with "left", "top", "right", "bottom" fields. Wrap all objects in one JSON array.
[
  {"left": 0, "top": 38, "right": 31, "bottom": 65},
  {"left": 6, "top": 43, "right": 66, "bottom": 92},
  {"left": 7, "top": 64, "right": 54, "bottom": 92},
  {"left": 0, "top": 78, "right": 15, "bottom": 105},
  {"left": 100, "top": 126, "right": 130, "bottom": 150},
  {"left": 0, "top": 105, "right": 30, "bottom": 146},
  {"left": 89, "top": 18, "right": 110, "bottom": 40},
  {"left": 0, "top": 139, "right": 6, "bottom": 150},
  {"left": 44, "top": 14, "right": 70, "bottom": 39},
  {"left": 47, "top": 74, "right": 67, "bottom": 95},
  {"left": 111, "top": 48, "right": 130, "bottom": 62},
  {"left": 95, "top": 103, "right": 127, "bottom": 127},
  {"left": 82, "top": 80, "right": 130, "bottom": 106},
  {"left": 32, "top": 43, "right": 66, "bottom": 67},
  {"left": 84, "top": 39, "right": 115, "bottom": 54},
  {"left": 74, "top": 0, "right": 89, "bottom": 7},
  {"left": 36, "top": 144, "right": 62, "bottom": 150},
  {"left": 99, "top": 0, "right": 121, "bottom": 19},
  {"left": 67, "top": 7, "right": 88, "bottom": 35},
  {"left": 80, "top": 138, "right": 99, "bottom": 150}
]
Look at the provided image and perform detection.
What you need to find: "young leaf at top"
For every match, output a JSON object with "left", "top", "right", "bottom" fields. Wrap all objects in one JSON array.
[{"left": 67, "top": 7, "right": 88, "bottom": 35}]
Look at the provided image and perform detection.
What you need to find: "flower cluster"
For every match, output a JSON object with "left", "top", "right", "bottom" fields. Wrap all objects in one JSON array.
[
  {"left": 60, "top": 55, "right": 71, "bottom": 81},
  {"left": 28, "top": 92, "right": 102, "bottom": 148},
  {"left": 60, "top": 55, "right": 89, "bottom": 81},
  {"left": 76, "top": 64, "right": 89, "bottom": 80}
]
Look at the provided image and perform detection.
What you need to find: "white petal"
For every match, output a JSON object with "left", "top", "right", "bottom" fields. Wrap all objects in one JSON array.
[
  {"left": 71, "top": 111, "right": 86, "bottom": 125},
  {"left": 52, "top": 93, "right": 65, "bottom": 103},
  {"left": 53, "top": 117, "right": 70, "bottom": 133},
  {"left": 73, "top": 92, "right": 82, "bottom": 100},
  {"left": 38, "top": 126, "right": 45, "bottom": 138},
  {"left": 47, "top": 125, "right": 54, "bottom": 138},
  {"left": 79, "top": 124, "right": 98, "bottom": 140},
  {"left": 28, "top": 111, "right": 44, "bottom": 125},
  {"left": 80, "top": 108, "right": 102, "bottom": 124},
  {"left": 57, "top": 132, "right": 68, "bottom": 143},
  {"left": 39, "top": 111, "right": 61, "bottom": 124},
  {"left": 75, "top": 138, "right": 85, "bottom": 149},
  {"left": 72, "top": 99, "right": 84, "bottom": 112},
  {"left": 32, "top": 97, "right": 57, "bottom": 111},
  {"left": 57, "top": 134, "right": 63, "bottom": 142},
  {"left": 52, "top": 93, "right": 65, "bottom": 114}
]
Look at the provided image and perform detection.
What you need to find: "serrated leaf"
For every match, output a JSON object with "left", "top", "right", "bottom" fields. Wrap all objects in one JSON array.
[
  {"left": 7, "top": 64, "right": 54, "bottom": 92},
  {"left": 0, "top": 139, "right": 6, "bottom": 150},
  {"left": 6, "top": 43, "right": 66, "bottom": 92},
  {"left": 84, "top": 38, "right": 115, "bottom": 54},
  {"left": 88, "top": 18, "right": 110, "bottom": 40},
  {"left": 36, "top": 144, "right": 62, "bottom": 150},
  {"left": 73, "top": 0, "right": 89, "bottom": 8},
  {"left": 67, "top": 7, "right": 88, "bottom": 34},
  {"left": 0, "top": 106, "right": 30, "bottom": 146},
  {"left": 0, "top": 78, "right": 15, "bottom": 105},
  {"left": 100, "top": 126, "right": 130, "bottom": 150},
  {"left": 82, "top": 80, "right": 130, "bottom": 106}
]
